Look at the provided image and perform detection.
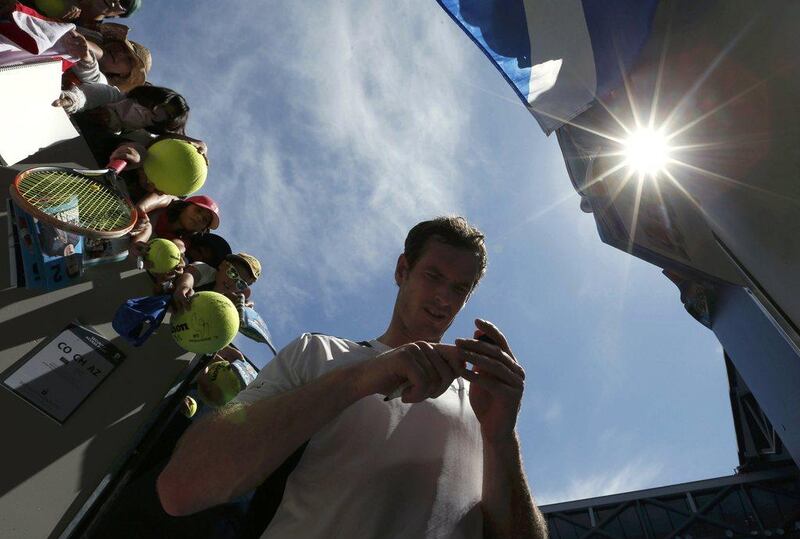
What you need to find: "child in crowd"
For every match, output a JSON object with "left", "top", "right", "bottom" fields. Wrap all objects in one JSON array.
[
  {"left": 172, "top": 252, "right": 261, "bottom": 311},
  {"left": 146, "top": 232, "right": 231, "bottom": 295},
  {"left": 129, "top": 194, "right": 221, "bottom": 258},
  {"left": 62, "top": 84, "right": 189, "bottom": 136},
  {"left": 63, "top": 22, "right": 150, "bottom": 90}
]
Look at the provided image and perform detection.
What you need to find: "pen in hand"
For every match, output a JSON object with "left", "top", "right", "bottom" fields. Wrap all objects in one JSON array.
[{"left": 383, "top": 334, "right": 496, "bottom": 402}]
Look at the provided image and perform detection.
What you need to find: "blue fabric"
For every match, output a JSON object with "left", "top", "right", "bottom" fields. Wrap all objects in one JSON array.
[
  {"left": 580, "top": 0, "right": 659, "bottom": 100},
  {"left": 239, "top": 306, "right": 277, "bottom": 355},
  {"left": 112, "top": 295, "right": 171, "bottom": 347},
  {"left": 435, "top": 0, "right": 658, "bottom": 133}
]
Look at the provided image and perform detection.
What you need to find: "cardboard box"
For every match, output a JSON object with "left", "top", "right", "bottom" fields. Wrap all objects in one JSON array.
[{"left": 8, "top": 200, "right": 83, "bottom": 290}]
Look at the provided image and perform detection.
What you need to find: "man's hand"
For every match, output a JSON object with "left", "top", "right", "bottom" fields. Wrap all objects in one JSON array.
[
  {"left": 358, "top": 342, "right": 464, "bottom": 403},
  {"left": 456, "top": 319, "right": 525, "bottom": 443}
]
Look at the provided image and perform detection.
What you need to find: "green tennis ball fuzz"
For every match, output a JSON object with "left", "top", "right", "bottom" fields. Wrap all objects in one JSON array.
[
  {"left": 171, "top": 291, "right": 239, "bottom": 354},
  {"left": 145, "top": 238, "right": 182, "bottom": 273},
  {"left": 143, "top": 139, "right": 207, "bottom": 197},
  {"left": 35, "top": 0, "right": 67, "bottom": 17},
  {"left": 181, "top": 396, "right": 198, "bottom": 418},
  {"left": 197, "top": 360, "right": 244, "bottom": 407}
]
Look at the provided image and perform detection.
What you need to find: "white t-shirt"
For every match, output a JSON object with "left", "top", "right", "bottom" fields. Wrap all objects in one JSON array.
[{"left": 234, "top": 333, "right": 484, "bottom": 539}]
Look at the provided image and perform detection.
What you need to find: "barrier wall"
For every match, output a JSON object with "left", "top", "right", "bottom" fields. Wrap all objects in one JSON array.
[{"left": 0, "top": 137, "right": 196, "bottom": 539}]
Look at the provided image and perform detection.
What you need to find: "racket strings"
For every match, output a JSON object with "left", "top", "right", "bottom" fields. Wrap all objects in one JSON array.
[{"left": 18, "top": 170, "right": 133, "bottom": 232}]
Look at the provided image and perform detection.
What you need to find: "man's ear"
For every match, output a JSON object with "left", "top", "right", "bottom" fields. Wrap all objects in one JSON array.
[{"left": 395, "top": 254, "right": 409, "bottom": 286}]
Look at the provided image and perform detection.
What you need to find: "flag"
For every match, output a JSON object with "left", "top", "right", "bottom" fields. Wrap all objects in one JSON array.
[{"left": 436, "top": 0, "right": 658, "bottom": 133}]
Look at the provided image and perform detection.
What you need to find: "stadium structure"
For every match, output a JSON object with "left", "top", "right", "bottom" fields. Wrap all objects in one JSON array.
[{"left": 518, "top": 1, "right": 800, "bottom": 537}]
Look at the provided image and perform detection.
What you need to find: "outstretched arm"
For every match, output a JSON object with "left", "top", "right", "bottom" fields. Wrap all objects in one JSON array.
[
  {"left": 157, "top": 341, "right": 464, "bottom": 516},
  {"left": 457, "top": 319, "right": 547, "bottom": 539}
]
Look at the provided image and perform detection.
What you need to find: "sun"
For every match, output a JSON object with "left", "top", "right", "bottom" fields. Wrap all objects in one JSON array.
[{"left": 623, "top": 127, "right": 671, "bottom": 177}]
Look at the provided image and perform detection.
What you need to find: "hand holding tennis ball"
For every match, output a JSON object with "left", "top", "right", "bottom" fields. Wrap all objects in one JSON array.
[
  {"left": 143, "top": 139, "right": 208, "bottom": 197},
  {"left": 196, "top": 360, "right": 245, "bottom": 407},
  {"left": 171, "top": 291, "right": 239, "bottom": 354},
  {"left": 146, "top": 238, "right": 182, "bottom": 273}
]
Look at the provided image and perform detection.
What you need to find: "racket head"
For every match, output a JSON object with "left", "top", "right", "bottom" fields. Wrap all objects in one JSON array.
[{"left": 9, "top": 166, "right": 136, "bottom": 239}]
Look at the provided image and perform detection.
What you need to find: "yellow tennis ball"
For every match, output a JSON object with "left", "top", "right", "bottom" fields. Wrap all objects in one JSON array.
[
  {"left": 145, "top": 238, "right": 182, "bottom": 273},
  {"left": 35, "top": 0, "right": 67, "bottom": 17},
  {"left": 171, "top": 292, "right": 239, "bottom": 354},
  {"left": 197, "top": 360, "right": 244, "bottom": 407},
  {"left": 181, "top": 396, "right": 198, "bottom": 418},
  {"left": 143, "top": 139, "right": 207, "bottom": 197}
]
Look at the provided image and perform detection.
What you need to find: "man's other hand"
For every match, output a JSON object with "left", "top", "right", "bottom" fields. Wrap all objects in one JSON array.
[{"left": 456, "top": 319, "right": 525, "bottom": 443}]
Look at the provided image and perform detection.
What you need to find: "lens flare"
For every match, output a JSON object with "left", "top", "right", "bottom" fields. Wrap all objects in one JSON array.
[{"left": 624, "top": 128, "right": 671, "bottom": 176}]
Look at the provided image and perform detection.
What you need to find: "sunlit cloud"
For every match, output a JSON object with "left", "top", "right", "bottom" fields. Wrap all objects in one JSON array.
[
  {"left": 137, "top": 3, "right": 479, "bottom": 330},
  {"left": 537, "top": 458, "right": 665, "bottom": 505}
]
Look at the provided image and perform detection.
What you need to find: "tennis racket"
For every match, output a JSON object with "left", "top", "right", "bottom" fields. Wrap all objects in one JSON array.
[{"left": 8, "top": 159, "right": 137, "bottom": 239}]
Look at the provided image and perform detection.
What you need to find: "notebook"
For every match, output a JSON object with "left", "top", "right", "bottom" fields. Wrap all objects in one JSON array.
[{"left": 0, "top": 59, "right": 79, "bottom": 166}]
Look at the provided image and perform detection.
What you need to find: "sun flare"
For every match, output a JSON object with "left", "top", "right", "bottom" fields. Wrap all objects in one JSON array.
[{"left": 623, "top": 128, "right": 671, "bottom": 177}]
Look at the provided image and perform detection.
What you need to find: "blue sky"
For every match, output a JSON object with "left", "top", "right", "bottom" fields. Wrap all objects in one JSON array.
[{"left": 130, "top": 2, "right": 737, "bottom": 505}]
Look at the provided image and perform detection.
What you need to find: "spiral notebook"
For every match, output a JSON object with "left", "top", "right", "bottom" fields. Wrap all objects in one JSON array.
[{"left": 0, "top": 59, "right": 79, "bottom": 166}]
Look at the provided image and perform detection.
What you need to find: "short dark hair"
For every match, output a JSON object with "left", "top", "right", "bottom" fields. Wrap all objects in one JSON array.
[
  {"left": 189, "top": 233, "right": 232, "bottom": 268},
  {"left": 404, "top": 216, "right": 487, "bottom": 286}
]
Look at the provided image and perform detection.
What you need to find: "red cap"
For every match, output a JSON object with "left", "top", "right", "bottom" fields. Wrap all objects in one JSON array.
[{"left": 184, "top": 195, "right": 220, "bottom": 230}]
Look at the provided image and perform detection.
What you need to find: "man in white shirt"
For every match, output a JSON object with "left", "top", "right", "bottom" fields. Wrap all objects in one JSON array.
[{"left": 157, "top": 216, "right": 547, "bottom": 538}]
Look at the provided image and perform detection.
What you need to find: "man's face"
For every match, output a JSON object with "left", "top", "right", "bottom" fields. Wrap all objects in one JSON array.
[
  {"left": 215, "top": 260, "right": 255, "bottom": 300},
  {"left": 394, "top": 239, "right": 480, "bottom": 342},
  {"left": 99, "top": 41, "right": 133, "bottom": 82}
]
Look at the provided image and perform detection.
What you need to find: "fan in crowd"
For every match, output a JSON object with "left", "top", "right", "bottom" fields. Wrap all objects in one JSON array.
[{"left": 2, "top": 0, "right": 261, "bottom": 313}]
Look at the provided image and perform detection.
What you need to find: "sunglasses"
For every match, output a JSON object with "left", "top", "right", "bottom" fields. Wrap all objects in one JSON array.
[
  {"left": 225, "top": 265, "right": 249, "bottom": 292},
  {"left": 107, "top": 0, "right": 129, "bottom": 12}
]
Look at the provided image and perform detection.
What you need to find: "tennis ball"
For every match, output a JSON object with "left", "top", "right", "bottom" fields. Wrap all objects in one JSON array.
[
  {"left": 181, "top": 396, "right": 198, "bottom": 418},
  {"left": 143, "top": 139, "right": 207, "bottom": 197},
  {"left": 196, "top": 360, "right": 244, "bottom": 407},
  {"left": 35, "top": 0, "right": 67, "bottom": 17},
  {"left": 171, "top": 291, "right": 239, "bottom": 354},
  {"left": 146, "top": 238, "right": 182, "bottom": 273}
]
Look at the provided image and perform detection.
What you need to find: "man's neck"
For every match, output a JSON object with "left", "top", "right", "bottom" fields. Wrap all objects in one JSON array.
[
  {"left": 377, "top": 318, "right": 441, "bottom": 349},
  {"left": 376, "top": 329, "right": 410, "bottom": 349}
]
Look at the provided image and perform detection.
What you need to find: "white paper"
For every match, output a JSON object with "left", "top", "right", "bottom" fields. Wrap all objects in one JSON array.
[
  {"left": 3, "top": 325, "right": 122, "bottom": 422},
  {"left": 0, "top": 59, "right": 79, "bottom": 166}
]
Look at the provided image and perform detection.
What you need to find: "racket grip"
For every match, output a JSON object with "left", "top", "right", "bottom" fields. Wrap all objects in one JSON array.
[{"left": 107, "top": 159, "right": 128, "bottom": 174}]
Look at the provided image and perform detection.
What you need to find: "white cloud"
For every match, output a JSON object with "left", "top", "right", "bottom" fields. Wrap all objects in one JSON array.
[
  {"left": 536, "top": 458, "right": 665, "bottom": 506},
  {"left": 140, "top": 2, "right": 480, "bottom": 331},
  {"left": 526, "top": 391, "right": 563, "bottom": 425}
]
